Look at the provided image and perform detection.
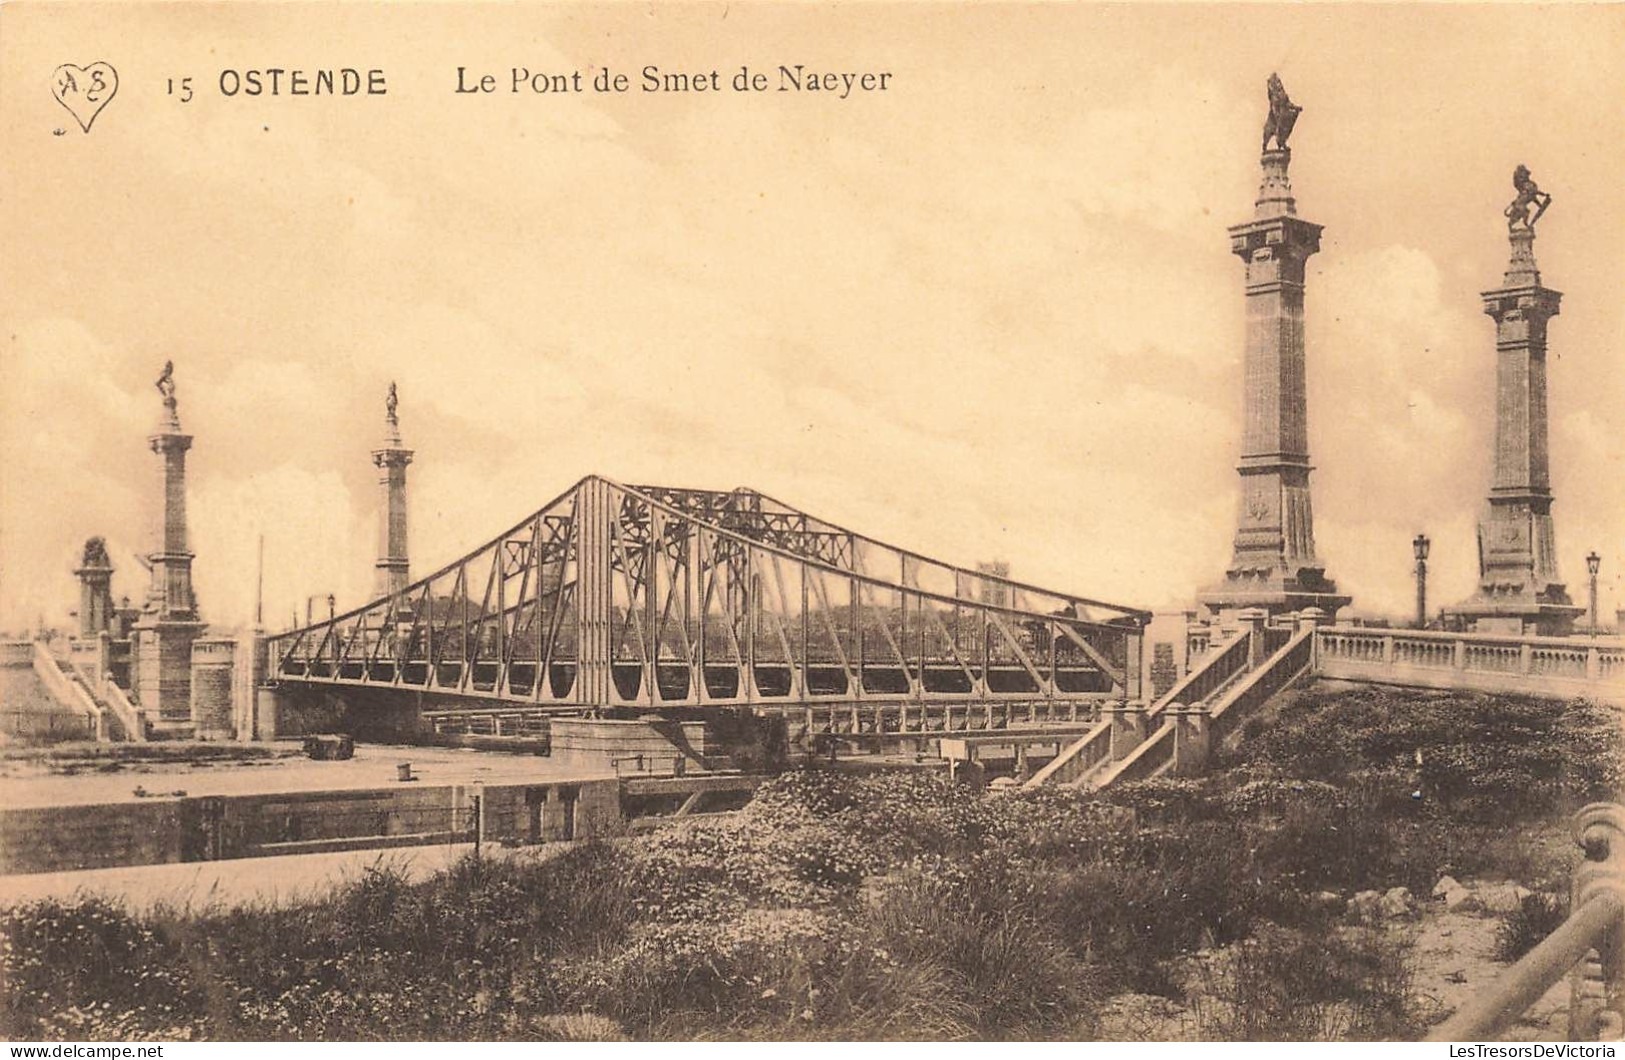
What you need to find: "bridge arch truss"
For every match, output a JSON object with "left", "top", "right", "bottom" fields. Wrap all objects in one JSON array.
[{"left": 266, "top": 476, "right": 1149, "bottom": 712}]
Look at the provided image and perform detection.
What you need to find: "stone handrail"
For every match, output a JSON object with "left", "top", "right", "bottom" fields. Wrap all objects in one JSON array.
[
  {"left": 1208, "top": 626, "right": 1315, "bottom": 744},
  {"left": 100, "top": 678, "right": 147, "bottom": 742},
  {"left": 31, "top": 640, "right": 104, "bottom": 740},
  {"left": 1023, "top": 719, "right": 1114, "bottom": 788},
  {"left": 1091, "top": 720, "right": 1175, "bottom": 788},
  {"left": 1316, "top": 626, "right": 1624, "bottom": 705},
  {"left": 1152, "top": 629, "right": 1251, "bottom": 718},
  {"left": 1426, "top": 803, "right": 1625, "bottom": 1041}
]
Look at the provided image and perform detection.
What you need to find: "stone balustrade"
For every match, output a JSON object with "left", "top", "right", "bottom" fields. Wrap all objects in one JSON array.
[{"left": 1316, "top": 626, "right": 1624, "bottom": 705}]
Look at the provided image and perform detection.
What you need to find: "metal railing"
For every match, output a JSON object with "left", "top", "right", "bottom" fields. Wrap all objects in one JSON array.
[
  {"left": 611, "top": 752, "right": 689, "bottom": 776},
  {"left": 1427, "top": 803, "right": 1624, "bottom": 1041},
  {"left": 0, "top": 640, "right": 34, "bottom": 666},
  {"left": 0, "top": 709, "right": 97, "bottom": 741}
]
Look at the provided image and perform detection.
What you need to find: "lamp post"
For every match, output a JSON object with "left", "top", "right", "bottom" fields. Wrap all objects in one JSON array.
[
  {"left": 1586, "top": 551, "right": 1601, "bottom": 637},
  {"left": 327, "top": 594, "right": 336, "bottom": 623},
  {"left": 1413, "top": 533, "right": 1431, "bottom": 629}
]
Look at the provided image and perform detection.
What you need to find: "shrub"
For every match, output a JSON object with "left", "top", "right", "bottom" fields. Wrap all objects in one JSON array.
[
  {"left": 0, "top": 896, "right": 197, "bottom": 1040},
  {"left": 1043, "top": 820, "right": 1287, "bottom": 996},
  {"left": 1494, "top": 892, "right": 1569, "bottom": 963},
  {"left": 1102, "top": 777, "right": 1227, "bottom": 824},
  {"left": 1229, "top": 688, "right": 1623, "bottom": 825},
  {"left": 857, "top": 857, "right": 1100, "bottom": 1039},
  {"left": 1190, "top": 925, "right": 1424, "bottom": 1041}
]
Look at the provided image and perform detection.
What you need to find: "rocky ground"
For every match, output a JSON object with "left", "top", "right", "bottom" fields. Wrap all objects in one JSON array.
[{"left": 1095, "top": 874, "right": 1577, "bottom": 1042}]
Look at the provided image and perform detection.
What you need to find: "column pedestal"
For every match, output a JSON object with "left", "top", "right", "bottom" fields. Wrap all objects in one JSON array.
[{"left": 132, "top": 618, "right": 206, "bottom": 735}]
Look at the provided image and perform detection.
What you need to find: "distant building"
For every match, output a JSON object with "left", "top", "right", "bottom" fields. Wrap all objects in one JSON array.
[{"left": 977, "top": 561, "right": 1011, "bottom": 609}]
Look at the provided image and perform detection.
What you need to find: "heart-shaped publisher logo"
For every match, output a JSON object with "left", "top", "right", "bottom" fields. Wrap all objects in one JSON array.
[{"left": 52, "top": 61, "right": 118, "bottom": 133}]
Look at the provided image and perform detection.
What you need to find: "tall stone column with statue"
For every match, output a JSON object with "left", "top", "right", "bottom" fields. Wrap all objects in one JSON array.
[
  {"left": 373, "top": 381, "right": 415, "bottom": 601},
  {"left": 1198, "top": 74, "right": 1350, "bottom": 622},
  {"left": 1444, "top": 168, "right": 1580, "bottom": 636},
  {"left": 131, "top": 361, "right": 208, "bottom": 734}
]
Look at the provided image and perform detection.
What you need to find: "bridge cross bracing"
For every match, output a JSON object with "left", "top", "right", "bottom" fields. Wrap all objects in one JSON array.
[{"left": 266, "top": 476, "right": 1149, "bottom": 713}]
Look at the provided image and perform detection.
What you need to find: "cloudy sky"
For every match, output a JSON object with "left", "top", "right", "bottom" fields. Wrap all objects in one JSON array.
[{"left": 2, "top": 3, "right": 1621, "bottom": 634}]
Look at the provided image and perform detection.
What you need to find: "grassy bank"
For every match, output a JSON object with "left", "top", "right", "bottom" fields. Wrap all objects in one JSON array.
[{"left": 1, "top": 686, "right": 1617, "bottom": 1041}]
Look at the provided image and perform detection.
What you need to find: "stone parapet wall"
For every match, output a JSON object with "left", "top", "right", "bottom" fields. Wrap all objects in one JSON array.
[{"left": 0, "top": 641, "right": 34, "bottom": 667}]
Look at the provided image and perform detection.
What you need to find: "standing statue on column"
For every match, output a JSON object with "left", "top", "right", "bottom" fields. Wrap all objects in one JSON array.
[
  {"left": 1505, "top": 165, "right": 1553, "bottom": 230},
  {"left": 386, "top": 380, "right": 399, "bottom": 426},
  {"left": 82, "top": 536, "right": 110, "bottom": 567},
  {"left": 155, "top": 360, "right": 176, "bottom": 411},
  {"left": 1262, "top": 72, "right": 1302, "bottom": 151}
]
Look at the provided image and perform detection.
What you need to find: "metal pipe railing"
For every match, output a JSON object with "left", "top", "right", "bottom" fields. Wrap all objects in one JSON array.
[{"left": 1427, "top": 803, "right": 1624, "bottom": 1041}]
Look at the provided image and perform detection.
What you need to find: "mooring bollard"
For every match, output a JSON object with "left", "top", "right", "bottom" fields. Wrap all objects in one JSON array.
[{"left": 397, "top": 762, "right": 414, "bottom": 782}]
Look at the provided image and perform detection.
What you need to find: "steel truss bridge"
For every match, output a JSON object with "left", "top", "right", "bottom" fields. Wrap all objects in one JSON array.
[{"left": 267, "top": 476, "right": 1149, "bottom": 717}]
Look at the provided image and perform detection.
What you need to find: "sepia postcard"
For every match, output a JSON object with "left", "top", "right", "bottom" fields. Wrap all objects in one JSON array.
[{"left": 1, "top": 0, "right": 1622, "bottom": 1047}]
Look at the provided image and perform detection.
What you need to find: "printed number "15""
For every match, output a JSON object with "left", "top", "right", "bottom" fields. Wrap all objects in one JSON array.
[{"left": 167, "top": 76, "right": 193, "bottom": 103}]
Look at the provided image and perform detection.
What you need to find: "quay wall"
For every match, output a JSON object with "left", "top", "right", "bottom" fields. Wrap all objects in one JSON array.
[{"left": 0, "top": 776, "right": 620, "bottom": 877}]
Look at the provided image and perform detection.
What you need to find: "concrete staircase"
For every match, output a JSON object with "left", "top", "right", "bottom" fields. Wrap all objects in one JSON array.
[
  {"left": 1027, "top": 610, "right": 1318, "bottom": 790},
  {"left": 30, "top": 642, "right": 106, "bottom": 740},
  {"left": 37, "top": 641, "right": 146, "bottom": 741}
]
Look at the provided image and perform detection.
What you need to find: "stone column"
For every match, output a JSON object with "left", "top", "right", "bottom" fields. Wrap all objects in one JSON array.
[
  {"left": 74, "top": 540, "right": 115, "bottom": 637},
  {"left": 1199, "top": 136, "right": 1349, "bottom": 622},
  {"left": 150, "top": 430, "right": 196, "bottom": 616},
  {"left": 132, "top": 367, "right": 207, "bottom": 735},
  {"left": 1445, "top": 214, "right": 1581, "bottom": 636},
  {"left": 373, "top": 382, "right": 415, "bottom": 600}
]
